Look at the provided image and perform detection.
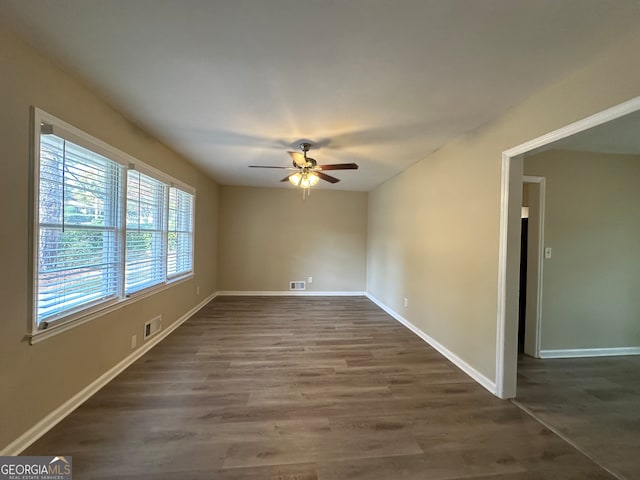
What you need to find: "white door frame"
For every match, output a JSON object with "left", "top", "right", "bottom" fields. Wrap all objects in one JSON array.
[
  {"left": 495, "top": 95, "right": 640, "bottom": 399},
  {"left": 522, "top": 175, "right": 545, "bottom": 359}
]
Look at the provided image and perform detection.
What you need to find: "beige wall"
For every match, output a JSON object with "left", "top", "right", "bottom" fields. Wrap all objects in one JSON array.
[
  {"left": 367, "top": 26, "right": 640, "bottom": 382},
  {"left": 0, "top": 23, "right": 219, "bottom": 450},
  {"left": 522, "top": 183, "right": 530, "bottom": 208},
  {"left": 218, "top": 186, "right": 367, "bottom": 292},
  {"left": 524, "top": 149, "right": 640, "bottom": 350}
]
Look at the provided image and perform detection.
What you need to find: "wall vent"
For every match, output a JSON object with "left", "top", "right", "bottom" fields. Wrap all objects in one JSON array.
[
  {"left": 290, "top": 281, "right": 306, "bottom": 291},
  {"left": 144, "top": 315, "right": 162, "bottom": 340}
]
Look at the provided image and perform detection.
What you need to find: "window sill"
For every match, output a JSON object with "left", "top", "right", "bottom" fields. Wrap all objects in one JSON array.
[{"left": 28, "top": 274, "right": 193, "bottom": 345}]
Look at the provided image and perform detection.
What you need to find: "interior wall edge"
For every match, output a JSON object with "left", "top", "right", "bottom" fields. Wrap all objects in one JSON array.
[{"left": 0, "top": 292, "right": 218, "bottom": 456}]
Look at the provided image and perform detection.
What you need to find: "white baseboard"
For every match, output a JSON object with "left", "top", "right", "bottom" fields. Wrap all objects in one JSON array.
[
  {"left": 1, "top": 291, "right": 218, "bottom": 456},
  {"left": 217, "top": 290, "right": 366, "bottom": 296},
  {"left": 539, "top": 347, "right": 640, "bottom": 359},
  {"left": 366, "top": 293, "right": 497, "bottom": 395}
]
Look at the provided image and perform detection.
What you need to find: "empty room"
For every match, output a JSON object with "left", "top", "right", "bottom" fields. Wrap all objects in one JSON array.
[{"left": 1, "top": 1, "right": 640, "bottom": 479}]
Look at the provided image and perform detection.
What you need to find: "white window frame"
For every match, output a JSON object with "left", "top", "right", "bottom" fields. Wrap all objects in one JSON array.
[{"left": 30, "top": 107, "right": 195, "bottom": 343}]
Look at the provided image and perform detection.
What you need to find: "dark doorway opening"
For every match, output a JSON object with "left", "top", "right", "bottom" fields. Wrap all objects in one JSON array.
[{"left": 518, "top": 217, "right": 528, "bottom": 353}]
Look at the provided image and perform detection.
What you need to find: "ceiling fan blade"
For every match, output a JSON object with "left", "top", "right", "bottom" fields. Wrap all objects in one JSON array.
[
  {"left": 249, "top": 165, "right": 296, "bottom": 169},
  {"left": 317, "top": 163, "right": 359, "bottom": 171},
  {"left": 280, "top": 175, "right": 292, "bottom": 182},
  {"left": 288, "top": 151, "right": 306, "bottom": 167},
  {"left": 316, "top": 171, "right": 340, "bottom": 184}
]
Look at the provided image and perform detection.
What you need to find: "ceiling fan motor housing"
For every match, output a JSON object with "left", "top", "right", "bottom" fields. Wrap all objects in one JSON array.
[{"left": 300, "top": 142, "right": 312, "bottom": 153}]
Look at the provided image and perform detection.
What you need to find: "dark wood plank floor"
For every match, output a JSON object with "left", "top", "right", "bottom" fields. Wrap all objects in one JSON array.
[
  {"left": 24, "top": 296, "right": 615, "bottom": 479},
  {"left": 517, "top": 354, "right": 640, "bottom": 480}
]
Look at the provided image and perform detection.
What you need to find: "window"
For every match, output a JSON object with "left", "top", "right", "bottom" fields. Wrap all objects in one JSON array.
[
  {"left": 37, "top": 132, "right": 123, "bottom": 324},
  {"left": 33, "top": 109, "right": 195, "bottom": 332},
  {"left": 125, "top": 171, "right": 167, "bottom": 294},
  {"left": 167, "top": 187, "right": 194, "bottom": 278}
]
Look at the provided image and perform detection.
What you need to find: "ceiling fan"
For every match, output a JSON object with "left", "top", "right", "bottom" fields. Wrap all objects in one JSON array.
[{"left": 249, "top": 143, "right": 358, "bottom": 197}]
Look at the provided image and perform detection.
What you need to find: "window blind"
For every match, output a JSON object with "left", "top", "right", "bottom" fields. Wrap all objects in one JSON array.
[
  {"left": 34, "top": 109, "right": 196, "bottom": 332},
  {"left": 125, "top": 170, "right": 167, "bottom": 295},
  {"left": 167, "top": 187, "right": 194, "bottom": 278},
  {"left": 37, "top": 132, "right": 122, "bottom": 324}
]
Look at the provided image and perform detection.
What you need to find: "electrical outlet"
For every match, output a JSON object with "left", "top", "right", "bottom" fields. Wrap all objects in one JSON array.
[
  {"left": 196, "top": 285, "right": 200, "bottom": 295},
  {"left": 404, "top": 297, "right": 408, "bottom": 308},
  {"left": 308, "top": 276, "right": 313, "bottom": 284},
  {"left": 131, "top": 335, "right": 137, "bottom": 350}
]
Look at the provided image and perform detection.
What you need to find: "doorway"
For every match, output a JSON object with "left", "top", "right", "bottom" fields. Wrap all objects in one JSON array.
[
  {"left": 519, "top": 176, "right": 544, "bottom": 359},
  {"left": 498, "top": 98, "right": 640, "bottom": 480},
  {"left": 496, "top": 96, "right": 640, "bottom": 399},
  {"left": 517, "top": 208, "right": 527, "bottom": 354}
]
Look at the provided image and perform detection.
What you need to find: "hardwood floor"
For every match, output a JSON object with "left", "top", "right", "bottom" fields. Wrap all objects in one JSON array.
[
  {"left": 24, "top": 296, "right": 616, "bottom": 479},
  {"left": 517, "top": 354, "right": 640, "bottom": 480}
]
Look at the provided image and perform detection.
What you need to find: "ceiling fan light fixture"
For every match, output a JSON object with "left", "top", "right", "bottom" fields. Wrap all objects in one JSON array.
[
  {"left": 288, "top": 172, "right": 302, "bottom": 186},
  {"left": 295, "top": 171, "right": 319, "bottom": 189},
  {"left": 308, "top": 172, "right": 320, "bottom": 186},
  {"left": 300, "top": 175, "right": 311, "bottom": 189}
]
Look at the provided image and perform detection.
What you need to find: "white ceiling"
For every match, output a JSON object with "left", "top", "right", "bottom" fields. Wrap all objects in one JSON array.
[{"left": 2, "top": 0, "right": 640, "bottom": 191}]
